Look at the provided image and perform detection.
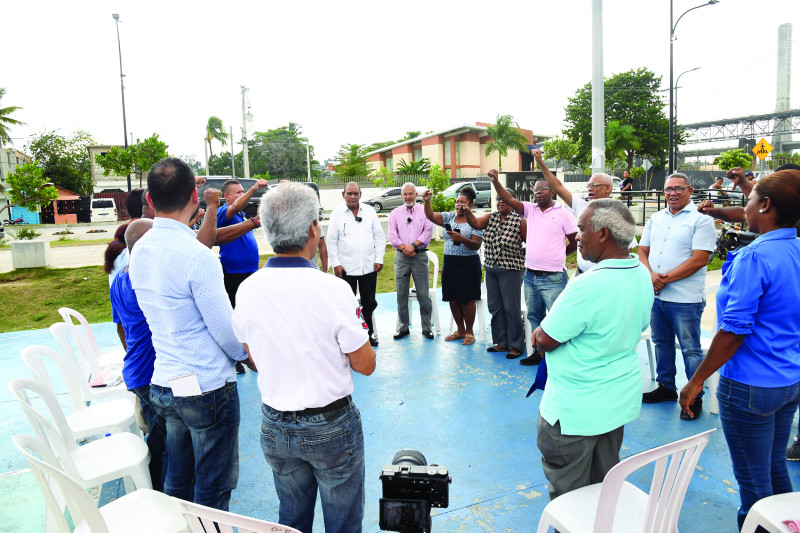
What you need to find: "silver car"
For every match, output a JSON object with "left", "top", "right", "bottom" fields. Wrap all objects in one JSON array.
[{"left": 364, "top": 186, "right": 427, "bottom": 212}]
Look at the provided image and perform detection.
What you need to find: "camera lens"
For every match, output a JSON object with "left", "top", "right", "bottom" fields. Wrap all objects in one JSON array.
[{"left": 391, "top": 449, "right": 427, "bottom": 467}]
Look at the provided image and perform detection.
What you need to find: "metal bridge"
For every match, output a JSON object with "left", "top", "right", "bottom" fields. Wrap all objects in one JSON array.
[{"left": 679, "top": 109, "right": 800, "bottom": 157}]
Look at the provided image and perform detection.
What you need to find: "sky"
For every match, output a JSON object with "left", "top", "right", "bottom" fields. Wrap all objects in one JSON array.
[{"left": 2, "top": 0, "right": 798, "bottom": 165}]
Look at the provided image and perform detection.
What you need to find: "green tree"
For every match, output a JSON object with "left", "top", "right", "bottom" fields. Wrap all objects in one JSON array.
[
  {"left": 335, "top": 144, "right": 370, "bottom": 177},
  {"left": 564, "top": 68, "right": 671, "bottom": 169},
  {"left": 717, "top": 148, "right": 753, "bottom": 171},
  {"left": 542, "top": 137, "right": 580, "bottom": 172},
  {"left": 605, "top": 120, "right": 640, "bottom": 170},
  {"left": 94, "top": 134, "right": 169, "bottom": 188},
  {"left": 27, "top": 130, "right": 96, "bottom": 195},
  {"left": 1, "top": 162, "right": 59, "bottom": 220},
  {"left": 0, "top": 88, "right": 25, "bottom": 145},
  {"left": 206, "top": 116, "right": 228, "bottom": 159},
  {"left": 247, "top": 123, "right": 317, "bottom": 180},
  {"left": 395, "top": 157, "right": 431, "bottom": 175},
  {"left": 485, "top": 114, "right": 529, "bottom": 170},
  {"left": 424, "top": 163, "right": 455, "bottom": 212},
  {"left": 372, "top": 165, "right": 395, "bottom": 187}
]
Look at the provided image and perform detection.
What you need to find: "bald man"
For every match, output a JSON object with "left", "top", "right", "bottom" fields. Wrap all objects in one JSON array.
[{"left": 110, "top": 218, "right": 166, "bottom": 491}]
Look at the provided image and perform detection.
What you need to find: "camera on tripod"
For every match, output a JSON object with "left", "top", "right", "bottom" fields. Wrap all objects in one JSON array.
[{"left": 379, "top": 449, "right": 451, "bottom": 533}]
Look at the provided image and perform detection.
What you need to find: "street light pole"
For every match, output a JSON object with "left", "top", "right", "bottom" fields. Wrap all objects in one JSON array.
[
  {"left": 674, "top": 67, "right": 700, "bottom": 169},
  {"left": 669, "top": 0, "right": 718, "bottom": 174},
  {"left": 112, "top": 13, "right": 131, "bottom": 192}
]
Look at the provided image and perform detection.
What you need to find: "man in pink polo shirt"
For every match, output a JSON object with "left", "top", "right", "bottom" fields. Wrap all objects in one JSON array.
[{"left": 489, "top": 169, "right": 578, "bottom": 365}]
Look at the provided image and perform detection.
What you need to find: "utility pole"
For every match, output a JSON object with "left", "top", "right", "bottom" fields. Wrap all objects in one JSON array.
[
  {"left": 230, "top": 126, "right": 235, "bottom": 179},
  {"left": 241, "top": 85, "right": 251, "bottom": 179},
  {"left": 591, "top": 0, "right": 605, "bottom": 174}
]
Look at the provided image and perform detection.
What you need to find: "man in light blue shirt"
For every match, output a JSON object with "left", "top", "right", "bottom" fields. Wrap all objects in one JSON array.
[
  {"left": 638, "top": 173, "right": 716, "bottom": 420},
  {"left": 129, "top": 157, "right": 254, "bottom": 511}
]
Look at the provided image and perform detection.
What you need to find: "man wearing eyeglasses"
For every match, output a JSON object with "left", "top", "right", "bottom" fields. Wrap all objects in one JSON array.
[
  {"left": 387, "top": 182, "right": 435, "bottom": 340},
  {"left": 489, "top": 168, "right": 578, "bottom": 366},
  {"left": 638, "top": 173, "right": 716, "bottom": 420},
  {"left": 532, "top": 149, "right": 637, "bottom": 276},
  {"left": 328, "top": 182, "right": 386, "bottom": 346}
]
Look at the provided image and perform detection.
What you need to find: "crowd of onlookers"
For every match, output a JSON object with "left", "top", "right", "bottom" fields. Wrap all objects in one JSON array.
[{"left": 103, "top": 155, "right": 800, "bottom": 532}]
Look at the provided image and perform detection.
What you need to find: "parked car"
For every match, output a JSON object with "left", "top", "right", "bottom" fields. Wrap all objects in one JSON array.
[
  {"left": 90, "top": 198, "right": 117, "bottom": 223},
  {"left": 364, "top": 186, "right": 427, "bottom": 212},
  {"left": 441, "top": 181, "right": 492, "bottom": 207}
]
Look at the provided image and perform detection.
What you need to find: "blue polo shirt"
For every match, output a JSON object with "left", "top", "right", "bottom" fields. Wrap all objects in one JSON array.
[
  {"left": 717, "top": 228, "right": 800, "bottom": 387},
  {"left": 217, "top": 204, "right": 259, "bottom": 273},
  {"left": 110, "top": 270, "right": 156, "bottom": 390}
]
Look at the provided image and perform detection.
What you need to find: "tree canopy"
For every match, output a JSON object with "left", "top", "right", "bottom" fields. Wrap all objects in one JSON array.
[
  {"left": 94, "top": 134, "right": 169, "bottom": 188},
  {"left": 206, "top": 116, "right": 228, "bottom": 159},
  {"left": 2, "top": 162, "right": 59, "bottom": 219},
  {"left": 248, "top": 123, "right": 318, "bottom": 180},
  {"left": 335, "top": 144, "right": 371, "bottom": 177},
  {"left": 716, "top": 148, "right": 752, "bottom": 171},
  {"left": 485, "top": 114, "right": 529, "bottom": 169},
  {"left": 0, "top": 88, "right": 25, "bottom": 145},
  {"left": 563, "top": 67, "right": 671, "bottom": 169},
  {"left": 27, "top": 130, "right": 96, "bottom": 196},
  {"left": 542, "top": 137, "right": 580, "bottom": 171}
]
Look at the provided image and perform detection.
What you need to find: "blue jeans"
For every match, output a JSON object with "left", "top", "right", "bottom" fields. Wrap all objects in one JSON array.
[
  {"left": 150, "top": 382, "right": 240, "bottom": 511},
  {"left": 717, "top": 376, "right": 800, "bottom": 529},
  {"left": 650, "top": 299, "right": 705, "bottom": 397},
  {"left": 260, "top": 399, "right": 365, "bottom": 533},
  {"left": 131, "top": 385, "right": 167, "bottom": 492},
  {"left": 523, "top": 269, "right": 568, "bottom": 333}
]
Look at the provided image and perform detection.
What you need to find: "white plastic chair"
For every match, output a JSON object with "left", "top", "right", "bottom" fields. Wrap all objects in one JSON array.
[
  {"left": 396, "top": 250, "right": 442, "bottom": 335},
  {"left": 9, "top": 377, "right": 152, "bottom": 494},
  {"left": 58, "top": 307, "right": 125, "bottom": 374},
  {"left": 521, "top": 286, "right": 533, "bottom": 356},
  {"left": 640, "top": 327, "right": 656, "bottom": 381},
  {"left": 741, "top": 492, "right": 800, "bottom": 533},
  {"left": 12, "top": 434, "right": 188, "bottom": 533},
  {"left": 20, "top": 345, "right": 139, "bottom": 439},
  {"left": 179, "top": 499, "right": 302, "bottom": 533},
  {"left": 50, "top": 322, "right": 131, "bottom": 403},
  {"left": 537, "top": 428, "right": 716, "bottom": 533}
]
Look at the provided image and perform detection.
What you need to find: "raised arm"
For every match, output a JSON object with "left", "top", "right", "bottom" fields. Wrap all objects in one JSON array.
[
  {"left": 532, "top": 149, "right": 572, "bottom": 207},
  {"left": 196, "top": 188, "right": 221, "bottom": 248},
  {"left": 214, "top": 216, "right": 260, "bottom": 246},
  {"left": 488, "top": 169, "right": 524, "bottom": 215},
  {"left": 421, "top": 190, "right": 444, "bottom": 226},
  {"left": 728, "top": 167, "right": 754, "bottom": 197},
  {"left": 462, "top": 208, "right": 491, "bottom": 230},
  {"left": 226, "top": 179, "right": 269, "bottom": 220},
  {"left": 697, "top": 200, "right": 746, "bottom": 223}
]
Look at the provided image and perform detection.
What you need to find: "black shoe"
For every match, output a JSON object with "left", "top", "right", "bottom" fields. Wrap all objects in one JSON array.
[
  {"left": 369, "top": 336, "right": 379, "bottom": 347},
  {"left": 422, "top": 331, "right": 434, "bottom": 340},
  {"left": 506, "top": 350, "right": 523, "bottom": 360},
  {"left": 235, "top": 361, "right": 246, "bottom": 374},
  {"left": 680, "top": 398, "right": 702, "bottom": 420},
  {"left": 642, "top": 383, "right": 678, "bottom": 403},
  {"left": 787, "top": 441, "right": 800, "bottom": 461},
  {"left": 520, "top": 351, "right": 543, "bottom": 366},
  {"left": 393, "top": 330, "right": 410, "bottom": 340}
]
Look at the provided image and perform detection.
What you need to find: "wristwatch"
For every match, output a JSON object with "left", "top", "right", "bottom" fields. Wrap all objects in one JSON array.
[{"left": 412, "top": 243, "right": 419, "bottom": 252}]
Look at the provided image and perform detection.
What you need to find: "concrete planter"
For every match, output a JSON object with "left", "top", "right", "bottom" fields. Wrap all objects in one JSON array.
[{"left": 11, "top": 240, "right": 51, "bottom": 269}]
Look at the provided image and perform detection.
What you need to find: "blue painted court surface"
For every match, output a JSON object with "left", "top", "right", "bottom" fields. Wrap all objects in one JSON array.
[{"left": 1, "top": 291, "right": 798, "bottom": 532}]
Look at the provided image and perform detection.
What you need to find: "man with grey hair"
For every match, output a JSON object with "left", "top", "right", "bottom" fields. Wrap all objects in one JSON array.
[
  {"left": 639, "top": 173, "right": 716, "bottom": 420},
  {"left": 232, "top": 181, "right": 376, "bottom": 532},
  {"left": 533, "top": 149, "right": 637, "bottom": 275},
  {"left": 387, "top": 181, "right": 435, "bottom": 340},
  {"left": 534, "top": 199, "right": 653, "bottom": 500}
]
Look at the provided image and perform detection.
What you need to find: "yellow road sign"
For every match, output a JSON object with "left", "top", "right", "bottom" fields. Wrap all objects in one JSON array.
[{"left": 752, "top": 138, "right": 773, "bottom": 160}]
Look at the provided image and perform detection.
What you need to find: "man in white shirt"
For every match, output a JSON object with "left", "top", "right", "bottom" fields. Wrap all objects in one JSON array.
[
  {"left": 534, "top": 149, "right": 638, "bottom": 275},
  {"left": 328, "top": 182, "right": 386, "bottom": 346},
  {"left": 232, "top": 182, "right": 375, "bottom": 533}
]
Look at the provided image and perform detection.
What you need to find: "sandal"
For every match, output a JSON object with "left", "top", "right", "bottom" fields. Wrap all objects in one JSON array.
[
  {"left": 487, "top": 345, "right": 508, "bottom": 353},
  {"left": 445, "top": 331, "right": 465, "bottom": 341},
  {"left": 462, "top": 333, "right": 475, "bottom": 346}
]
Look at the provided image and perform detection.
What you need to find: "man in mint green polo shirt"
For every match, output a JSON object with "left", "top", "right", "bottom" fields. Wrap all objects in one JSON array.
[{"left": 533, "top": 199, "right": 654, "bottom": 500}]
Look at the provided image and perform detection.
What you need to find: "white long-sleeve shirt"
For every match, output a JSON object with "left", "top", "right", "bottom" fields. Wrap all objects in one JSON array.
[{"left": 327, "top": 202, "right": 386, "bottom": 276}]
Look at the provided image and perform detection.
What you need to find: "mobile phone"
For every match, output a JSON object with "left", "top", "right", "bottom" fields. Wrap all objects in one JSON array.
[{"left": 444, "top": 223, "right": 452, "bottom": 232}]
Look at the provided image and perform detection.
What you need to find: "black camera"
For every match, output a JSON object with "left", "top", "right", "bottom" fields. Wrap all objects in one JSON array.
[{"left": 379, "top": 449, "right": 451, "bottom": 533}]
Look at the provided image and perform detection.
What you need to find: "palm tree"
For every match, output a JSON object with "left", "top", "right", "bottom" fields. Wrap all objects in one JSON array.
[
  {"left": 605, "top": 120, "right": 640, "bottom": 170},
  {"left": 485, "top": 114, "right": 530, "bottom": 170},
  {"left": 0, "top": 88, "right": 25, "bottom": 145},
  {"left": 205, "top": 116, "right": 228, "bottom": 159}
]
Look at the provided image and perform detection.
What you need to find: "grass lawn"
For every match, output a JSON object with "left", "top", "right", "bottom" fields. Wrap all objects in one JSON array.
[{"left": 0, "top": 241, "right": 716, "bottom": 333}]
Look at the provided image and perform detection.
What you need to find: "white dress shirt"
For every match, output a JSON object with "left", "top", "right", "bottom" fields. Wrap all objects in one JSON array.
[
  {"left": 568, "top": 196, "right": 639, "bottom": 273},
  {"left": 129, "top": 217, "right": 245, "bottom": 392},
  {"left": 327, "top": 202, "right": 386, "bottom": 276}
]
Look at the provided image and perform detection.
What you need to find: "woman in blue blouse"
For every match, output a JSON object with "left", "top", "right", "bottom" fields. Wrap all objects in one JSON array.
[
  {"left": 680, "top": 169, "right": 800, "bottom": 529},
  {"left": 423, "top": 187, "right": 483, "bottom": 345}
]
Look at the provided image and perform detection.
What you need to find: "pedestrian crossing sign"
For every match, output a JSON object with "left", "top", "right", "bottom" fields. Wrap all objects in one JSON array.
[{"left": 752, "top": 138, "right": 773, "bottom": 160}]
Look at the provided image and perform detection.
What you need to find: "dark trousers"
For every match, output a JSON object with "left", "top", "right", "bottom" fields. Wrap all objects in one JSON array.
[
  {"left": 343, "top": 271, "right": 378, "bottom": 337},
  {"left": 223, "top": 271, "right": 255, "bottom": 308}
]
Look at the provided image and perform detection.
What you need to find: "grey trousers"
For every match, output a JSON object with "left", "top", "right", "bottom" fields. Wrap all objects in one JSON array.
[
  {"left": 536, "top": 414, "right": 624, "bottom": 500},
  {"left": 395, "top": 250, "right": 432, "bottom": 333},
  {"left": 485, "top": 266, "right": 524, "bottom": 352}
]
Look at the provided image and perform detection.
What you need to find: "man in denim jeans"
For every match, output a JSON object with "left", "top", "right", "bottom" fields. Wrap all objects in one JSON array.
[
  {"left": 129, "top": 158, "right": 255, "bottom": 510},
  {"left": 232, "top": 182, "right": 376, "bottom": 533},
  {"left": 639, "top": 173, "right": 716, "bottom": 420},
  {"left": 489, "top": 169, "right": 578, "bottom": 366}
]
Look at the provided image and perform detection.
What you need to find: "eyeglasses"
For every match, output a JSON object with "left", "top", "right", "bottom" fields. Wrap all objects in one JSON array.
[
  {"left": 587, "top": 183, "right": 609, "bottom": 189},
  {"left": 533, "top": 187, "right": 551, "bottom": 192},
  {"left": 663, "top": 187, "right": 687, "bottom": 194}
]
